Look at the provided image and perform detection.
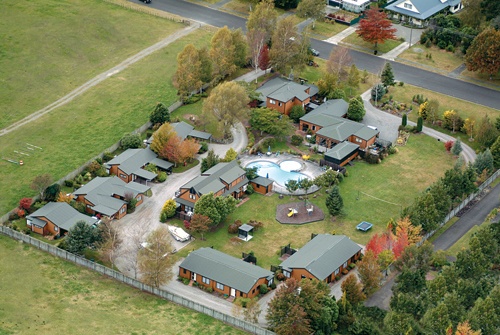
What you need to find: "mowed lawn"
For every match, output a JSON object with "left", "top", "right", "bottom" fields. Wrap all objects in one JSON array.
[
  {"left": 176, "top": 134, "right": 454, "bottom": 270},
  {"left": 0, "top": 0, "right": 183, "bottom": 129},
  {"left": 0, "top": 30, "right": 212, "bottom": 215},
  {"left": 0, "top": 235, "right": 245, "bottom": 335}
]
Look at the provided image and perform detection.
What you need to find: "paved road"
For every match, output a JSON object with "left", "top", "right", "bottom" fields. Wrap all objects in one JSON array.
[
  {"left": 365, "top": 180, "right": 499, "bottom": 310},
  {"left": 140, "top": 0, "right": 500, "bottom": 110}
]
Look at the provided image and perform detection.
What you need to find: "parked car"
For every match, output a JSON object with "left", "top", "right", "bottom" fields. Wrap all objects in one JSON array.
[
  {"left": 310, "top": 48, "right": 320, "bottom": 57},
  {"left": 139, "top": 0, "right": 151, "bottom": 3}
]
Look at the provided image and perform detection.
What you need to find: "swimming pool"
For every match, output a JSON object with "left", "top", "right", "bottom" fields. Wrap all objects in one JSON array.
[{"left": 246, "top": 160, "right": 308, "bottom": 186}]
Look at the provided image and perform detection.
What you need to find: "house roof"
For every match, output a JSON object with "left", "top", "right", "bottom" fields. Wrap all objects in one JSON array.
[
  {"left": 306, "top": 99, "right": 349, "bottom": 119},
  {"left": 74, "top": 176, "right": 149, "bottom": 216},
  {"left": 180, "top": 248, "right": 273, "bottom": 293},
  {"left": 280, "top": 234, "right": 362, "bottom": 281},
  {"left": 385, "top": 0, "right": 462, "bottom": 20},
  {"left": 239, "top": 224, "right": 254, "bottom": 233},
  {"left": 251, "top": 176, "right": 273, "bottom": 187},
  {"left": 106, "top": 148, "right": 157, "bottom": 175},
  {"left": 181, "top": 161, "right": 247, "bottom": 196},
  {"left": 132, "top": 168, "right": 157, "bottom": 180},
  {"left": 172, "top": 121, "right": 212, "bottom": 141},
  {"left": 149, "top": 157, "right": 174, "bottom": 171},
  {"left": 27, "top": 202, "right": 98, "bottom": 231},
  {"left": 256, "top": 77, "right": 317, "bottom": 103},
  {"left": 343, "top": 0, "right": 370, "bottom": 5},
  {"left": 325, "top": 142, "right": 360, "bottom": 160}
]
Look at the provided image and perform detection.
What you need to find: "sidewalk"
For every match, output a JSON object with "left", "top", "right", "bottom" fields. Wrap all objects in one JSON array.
[
  {"left": 380, "top": 41, "right": 409, "bottom": 61},
  {"left": 324, "top": 26, "right": 356, "bottom": 44}
]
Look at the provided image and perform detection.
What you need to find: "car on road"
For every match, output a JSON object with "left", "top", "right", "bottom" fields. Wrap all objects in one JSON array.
[
  {"left": 309, "top": 48, "right": 320, "bottom": 57},
  {"left": 139, "top": 0, "right": 151, "bottom": 3}
]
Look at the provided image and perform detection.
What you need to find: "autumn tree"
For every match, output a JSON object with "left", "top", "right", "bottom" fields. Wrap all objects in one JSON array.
[
  {"left": 30, "top": 174, "right": 53, "bottom": 201},
  {"left": 222, "top": 148, "right": 238, "bottom": 163},
  {"left": 138, "top": 227, "right": 173, "bottom": 288},
  {"left": 296, "top": 0, "right": 325, "bottom": 29},
  {"left": 259, "top": 44, "right": 270, "bottom": 71},
  {"left": 189, "top": 214, "right": 211, "bottom": 240},
  {"left": 270, "top": 16, "right": 307, "bottom": 75},
  {"left": 356, "top": 8, "right": 397, "bottom": 53},
  {"left": 443, "top": 110, "right": 463, "bottom": 133},
  {"left": 210, "top": 26, "right": 237, "bottom": 84},
  {"left": 173, "top": 44, "right": 203, "bottom": 99},
  {"left": 198, "top": 47, "right": 212, "bottom": 84},
  {"left": 347, "top": 64, "right": 360, "bottom": 90},
  {"left": 246, "top": 0, "right": 277, "bottom": 41},
  {"left": 395, "top": 216, "right": 422, "bottom": 245},
  {"left": 160, "top": 136, "right": 182, "bottom": 167},
  {"left": 316, "top": 73, "right": 340, "bottom": 98},
  {"left": 250, "top": 107, "right": 293, "bottom": 139},
  {"left": 247, "top": 28, "right": 267, "bottom": 76},
  {"left": 462, "top": 117, "right": 475, "bottom": 141},
  {"left": 202, "top": 81, "right": 249, "bottom": 138},
  {"left": 465, "top": 27, "right": 500, "bottom": 80},
  {"left": 455, "top": 321, "right": 481, "bottom": 335},
  {"left": 341, "top": 274, "right": 366, "bottom": 305},
  {"left": 149, "top": 102, "right": 170, "bottom": 126},
  {"left": 357, "top": 250, "right": 382, "bottom": 295},
  {"left": 181, "top": 138, "right": 200, "bottom": 165},
  {"left": 150, "top": 123, "right": 176, "bottom": 155}
]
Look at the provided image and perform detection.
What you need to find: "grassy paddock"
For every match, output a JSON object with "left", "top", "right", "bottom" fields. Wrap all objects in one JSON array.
[
  {"left": 0, "top": 30, "right": 211, "bottom": 215},
  {"left": 175, "top": 134, "right": 454, "bottom": 269},
  {"left": 0, "top": 0, "right": 183, "bottom": 129},
  {"left": 0, "top": 235, "right": 244, "bottom": 335}
]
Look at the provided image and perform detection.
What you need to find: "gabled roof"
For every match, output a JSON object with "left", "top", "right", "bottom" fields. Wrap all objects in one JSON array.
[
  {"left": 74, "top": 176, "right": 150, "bottom": 216},
  {"left": 280, "top": 234, "right": 362, "bottom": 281},
  {"left": 306, "top": 99, "right": 348, "bottom": 119},
  {"left": 251, "top": 176, "right": 273, "bottom": 187},
  {"left": 172, "top": 121, "right": 212, "bottom": 141},
  {"left": 385, "top": 0, "right": 462, "bottom": 20},
  {"left": 325, "top": 142, "right": 360, "bottom": 160},
  {"left": 256, "top": 77, "right": 317, "bottom": 103},
  {"left": 27, "top": 202, "right": 98, "bottom": 231},
  {"left": 105, "top": 147, "right": 159, "bottom": 179},
  {"left": 180, "top": 248, "right": 273, "bottom": 293}
]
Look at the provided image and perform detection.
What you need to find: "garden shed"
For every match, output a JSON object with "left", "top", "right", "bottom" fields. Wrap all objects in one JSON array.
[
  {"left": 238, "top": 224, "right": 254, "bottom": 241},
  {"left": 324, "top": 142, "right": 360, "bottom": 166}
]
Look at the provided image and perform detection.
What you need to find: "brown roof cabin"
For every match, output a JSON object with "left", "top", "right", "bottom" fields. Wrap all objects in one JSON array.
[
  {"left": 249, "top": 176, "right": 273, "bottom": 195},
  {"left": 174, "top": 160, "right": 248, "bottom": 213},
  {"left": 26, "top": 202, "right": 99, "bottom": 237},
  {"left": 280, "top": 234, "right": 362, "bottom": 283},
  {"left": 73, "top": 176, "right": 150, "bottom": 220},
  {"left": 255, "top": 77, "right": 319, "bottom": 116},
  {"left": 179, "top": 247, "right": 274, "bottom": 299}
]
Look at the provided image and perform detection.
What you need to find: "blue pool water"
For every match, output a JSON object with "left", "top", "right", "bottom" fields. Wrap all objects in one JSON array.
[{"left": 246, "top": 161, "right": 308, "bottom": 186}]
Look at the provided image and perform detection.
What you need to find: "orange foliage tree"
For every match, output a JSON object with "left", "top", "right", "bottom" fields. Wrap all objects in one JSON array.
[{"left": 356, "top": 8, "right": 397, "bottom": 53}]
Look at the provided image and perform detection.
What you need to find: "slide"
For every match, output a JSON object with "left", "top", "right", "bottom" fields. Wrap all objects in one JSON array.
[{"left": 288, "top": 210, "right": 294, "bottom": 217}]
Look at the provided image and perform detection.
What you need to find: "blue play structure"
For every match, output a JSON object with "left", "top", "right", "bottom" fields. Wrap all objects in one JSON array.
[{"left": 356, "top": 221, "right": 373, "bottom": 232}]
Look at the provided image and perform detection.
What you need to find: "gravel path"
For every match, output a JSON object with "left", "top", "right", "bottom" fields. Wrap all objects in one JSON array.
[{"left": 0, "top": 25, "right": 199, "bottom": 137}]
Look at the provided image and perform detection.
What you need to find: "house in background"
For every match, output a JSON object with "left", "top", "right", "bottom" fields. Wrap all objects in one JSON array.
[
  {"left": 328, "top": 0, "right": 371, "bottom": 13},
  {"left": 174, "top": 160, "right": 249, "bottom": 214},
  {"left": 280, "top": 234, "right": 362, "bottom": 283},
  {"left": 385, "top": 0, "right": 463, "bottom": 27},
  {"left": 106, "top": 147, "right": 173, "bottom": 183},
  {"left": 146, "top": 121, "right": 212, "bottom": 146},
  {"left": 26, "top": 202, "right": 98, "bottom": 237},
  {"left": 256, "top": 77, "right": 319, "bottom": 116},
  {"left": 73, "top": 176, "right": 150, "bottom": 220},
  {"left": 179, "top": 247, "right": 274, "bottom": 299}
]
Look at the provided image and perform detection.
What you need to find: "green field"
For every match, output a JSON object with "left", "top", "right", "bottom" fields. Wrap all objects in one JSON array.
[
  {"left": 0, "top": 235, "right": 245, "bottom": 335},
  {"left": 0, "top": 0, "right": 185, "bottom": 129},
  {"left": 0, "top": 28, "right": 212, "bottom": 216},
  {"left": 176, "top": 134, "right": 455, "bottom": 270}
]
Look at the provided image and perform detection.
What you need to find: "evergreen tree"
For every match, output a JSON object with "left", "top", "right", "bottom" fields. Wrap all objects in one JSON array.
[
  {"left": 402, "top": 113, "right": 407, "bottom": 126},
  {"left": 490, "top": 135, "right": 500, "bottom": 168},
  {"left": 451, "top": 138, "right": 463, "bottom": 156},
  {"left": 201, "top": 149, "right": 220, "bottom": 173},
  {"left": 416, "top": 117, "right": 423, "bottom": 132},
  {"left": 371, "top": 83, "right": 386, "bottom": 102},
  {"left": 326, "top": 185, "right": 343, "bottom": 216},
  {"left": 381, "top": 62, "right": 395, "bottom": 88},
  {"left": 149, "top": 102, "right": 170, "bottom": 126},
  {"left": 474, "top": 149, "right": 494, "bottom": 175},
  {"left": 347, "top": 97, "right": 366, "bottom": 122}
]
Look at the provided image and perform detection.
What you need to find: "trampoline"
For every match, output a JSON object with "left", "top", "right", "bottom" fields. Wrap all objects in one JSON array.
[{"left": 356, "top": 221, "right": 373, "bottom": 232}]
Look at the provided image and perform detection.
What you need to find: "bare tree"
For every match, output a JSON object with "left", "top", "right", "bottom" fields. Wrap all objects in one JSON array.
[
  {"left": 121, "top": 221, "right": 150, "bottom": 279},
  {"left": 326, "top": 47, "right": 352, "bottom": 83},
  {"left": 97, "top": 217, "right": 122, "bottom": 270},
  {"left": 138, "top": 227, "right": 174, "bottom": 288},
  {"left": 30, "top": 174, "right": 53, "bottom": 201}
]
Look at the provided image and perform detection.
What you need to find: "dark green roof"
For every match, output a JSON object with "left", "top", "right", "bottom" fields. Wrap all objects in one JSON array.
[
  {"left": 27, "top": 202, "right": 98, "bottom": 231},
  {"left": 280, "top": 234, "right": 362, "bottom": 281},
  {"left": 324, "top": 142, "right": 360, "bottom": 160},
  {"left": 256, "top": 77, "right": 317, "bottom": 103},
  {"left": 180, "top": 248, "right": 273, "bottom": 293},
  {"left": 251, "top": 176, "right": 273, "bottom": 187}
]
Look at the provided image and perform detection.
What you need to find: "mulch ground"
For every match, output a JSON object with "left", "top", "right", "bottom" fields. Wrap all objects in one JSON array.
[{"left": 276, "top": 201, "right": 325, "bottom": 225}]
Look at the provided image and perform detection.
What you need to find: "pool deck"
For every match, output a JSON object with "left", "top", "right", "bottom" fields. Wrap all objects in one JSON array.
[{"left": 239, "top": 153, "right": 325, "bottom": 195}]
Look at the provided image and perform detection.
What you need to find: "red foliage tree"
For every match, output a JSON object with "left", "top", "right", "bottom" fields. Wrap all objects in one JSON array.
[
  {"left": 258, "top": 44, "right": 270, "bottom": 71},
  {"left": 444, "top": 140, "right": 454, "bottom": 152},
  {"left": 392, "top": 229, "right": 409, "bottom": 259},
  {"left": 19, "top": 197, "right": 32, "bottom": 210},
  {"left": 356, "top": 8, "right": 397, "bottom": 53},
  {"left": 161, "top": 136, "right": 183, "bottom": 167},
  {"left": 365, "top": 232, "right": 393, "bottom": 258}
]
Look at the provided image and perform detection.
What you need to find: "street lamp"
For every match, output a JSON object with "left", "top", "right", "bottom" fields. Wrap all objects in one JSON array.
[{"left": 409, "top": 19, "right": 413, "bottom": 48}]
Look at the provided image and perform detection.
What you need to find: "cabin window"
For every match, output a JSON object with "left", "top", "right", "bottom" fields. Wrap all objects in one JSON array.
[
  {"left": 404, "top": 3, "right": 412, "bottom": 9},
  {"left": 183, "top": 268, "right": 187, "bottom": 274},
  {"left": 278, "top": 102, "right": 282, "bottom": 107},
  {"left": 269, "top": 99, "right": 276, "bottom": 105},
  {"left": 137, "top": 195, "right": 142, "bottom": 201},
  {"left": 312, "top": 126, "right": 316, "bottom": 131},
  {"left": 335, "top": 268, "right": 340, "bottom": 275},
  {"left": 54, "top": 226, "right": 58, "bottom": 232},
  {"left": 202, "top": 277, "right": 210, "bottom": 284},
  {"left": 343, "top": 261, "right": 348, "bottom": 268},
  {"left": 189, "top": 194, "right": 195, "bottom": 200},
  {"left": 216, "top": 282, "right": 224, "bottom": 290},
  {"left": 356, "top": 138, "right": 362, "bottom": 143},
  {"left": 120, "top": 174, "right": 126, "bottom": 179},
  {"left": 120, "top": 207, "right": 126, "bottom": 214}
]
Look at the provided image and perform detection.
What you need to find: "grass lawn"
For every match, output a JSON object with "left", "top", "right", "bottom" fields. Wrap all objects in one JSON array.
[
  {"left": 175, "top": 134, "right": 454, "bottom": 269},
  {"left": 0, "top": 235, "right": 245, "bottom": 335},
  {"left": 308, "top": 20, "right": 349, "bottom": 39},
  {"left": 342, "top": 34, "right": 403, "bottom": 54},
  {"left": 0, "top": 30, "right": 212, "bottom": 216},
  {"left": 461, "top": 69, "right": 500, "bottom": 90},
  {"left": 0, "top": 0, "right": 184, "bottom": 129},
  {"left": 398, "top": 45, "right": 464, "bottom": 73}
]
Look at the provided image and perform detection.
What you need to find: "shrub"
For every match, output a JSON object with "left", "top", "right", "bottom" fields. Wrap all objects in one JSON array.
[
  {"left": 23, "top": 227, "right": 31, "bottom": 235},
  {"left": 127, "top": 198, "right": 138, "bottom": 214},
  {"left": 206, "top": 287, "right": 214, "bottom": 293},
  {"left": 87, "top": 160, "right": 102, "bottom": 175},
  {"left": 276, "top": 273, "right": 286, "bottom": 281},
  {"left": 156, "top": 171, "right": 167, "bottom": 183},
  {"left": 444, "top": 140, "right": 454, "bottom": 152},
  {"left": 161, "top": 199, "right": 177, "bottom": 219},
  {"left": 102, "top": 151, "right": 114, "bottom": 162},
  {"left": 289, "top": 105, "right": 305, "bottom": 123},
  {"left": 248, "top": 220, "right": 264, "bottom": 231},
  {"left": 8, "top": 211, "right": 20, "bottom": 221},
  {"left": 291, "top": 135, "right": 303, "bottom": 146},
  {"left": 228, "top": 220, "right": 242, "bottom": 234},
  {"left": 17, "top": 209, "right": 25, "bottom": 218},
  {"left": 270, "top": 282, "right": 277, "bottom": 290},
  {"left": 247, "top": 131, "right": 255, "bottom": 148},
  {"left": 198, "top": 142, "right": 208, "bottom": 154},
  {"left": 245, "top": 184, "right": 254, "bottom": 195},
  {"left": 184, "top": 220, "right": 190, "bottom": 230},
  {"left": 342, "top": 268, "right": 349, "bottom": 275},
  {"left": 259, "top": 284, "right": 269, "bottom": 294},
  {"left": 445, "top": 44, "right": 455, "bottom": 52},
  {"left": 120, "top": 133, "right": 142, "bottom": 149},
  {"left": 64, "top": 180, "right": 74, "bottom": 187},
  {"left": 349, "top": 263, "right": 356, "bottom": 270},
  {"left": 335, "top": 275, "right": 341, "bottom": 281},
  {"left": 19, "top": 198, "right": 32, "bottom": 210},
  {"left": 398, "top": 81, "right": 404, "bottom": 87}
]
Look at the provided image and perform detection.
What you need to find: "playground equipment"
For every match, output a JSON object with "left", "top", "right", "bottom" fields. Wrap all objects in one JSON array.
[
  {"left": 307, "top": 205, "right": 314, "bottom": 216},
  {"left": 288, "top": 208, "right": 298, "bottom": 217}
]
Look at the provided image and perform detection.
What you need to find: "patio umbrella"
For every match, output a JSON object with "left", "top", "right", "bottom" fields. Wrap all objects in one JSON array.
[
  {"left": 268, "top": 145, "right": 271, "bottom": 153},
  {"left": 266, "top": 173, "right": 269, "bottom": 178}
]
